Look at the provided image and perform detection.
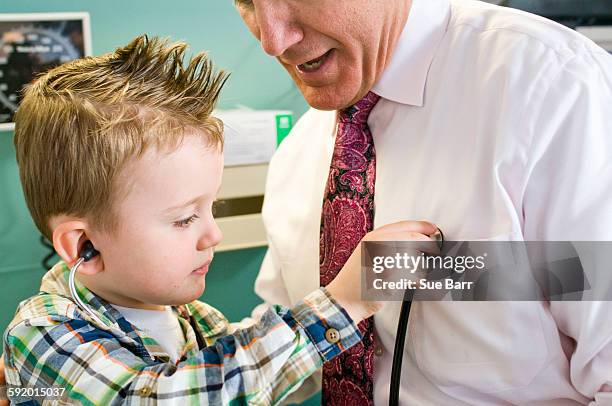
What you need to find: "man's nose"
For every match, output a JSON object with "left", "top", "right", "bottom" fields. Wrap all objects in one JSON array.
[{"left": 254, "top": 1, "right": 303, "bottom": 57}]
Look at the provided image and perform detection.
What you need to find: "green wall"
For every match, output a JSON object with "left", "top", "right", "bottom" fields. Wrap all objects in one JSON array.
[{"left": 0, "top": 1, "right": 318, "bottom": 404}]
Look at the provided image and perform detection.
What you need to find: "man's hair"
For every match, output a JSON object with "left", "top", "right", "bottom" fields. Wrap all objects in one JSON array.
[{"left": 14, "top": 35, "right": 228, "bottom": 240}]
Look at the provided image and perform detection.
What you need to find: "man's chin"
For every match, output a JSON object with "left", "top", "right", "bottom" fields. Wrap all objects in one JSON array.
[
  {"left": 299, "top": 85, "right": 363, "bottom": 111},
  {"left": 303, "top": 93, "right": 352, "bottom": 111}
]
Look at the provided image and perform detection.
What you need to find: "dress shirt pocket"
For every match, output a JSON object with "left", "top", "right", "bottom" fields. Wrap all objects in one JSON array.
[
  {"left": 411, "top": 233, "right": 550, "bottom": 395},
  {"left": 413, "top": 301, "right": 550, "bottom": 394}
]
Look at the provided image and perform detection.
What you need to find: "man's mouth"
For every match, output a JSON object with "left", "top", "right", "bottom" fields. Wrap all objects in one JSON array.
[{"left": 297, "top": 49, "right": 333, "bottom": 73}]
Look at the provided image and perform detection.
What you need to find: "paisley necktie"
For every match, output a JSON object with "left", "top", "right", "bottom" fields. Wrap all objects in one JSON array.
[{"left": 320, "top": 91, "right": 381, "bottom": 405}]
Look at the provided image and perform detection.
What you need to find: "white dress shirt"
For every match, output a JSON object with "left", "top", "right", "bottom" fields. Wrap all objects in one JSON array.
[{"left": 253, "top": 0, "right": 612, "bottom": 404}]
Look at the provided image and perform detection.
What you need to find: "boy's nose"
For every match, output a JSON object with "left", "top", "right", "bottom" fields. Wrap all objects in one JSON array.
[{"left": 197, "top": 219, "right": 223, "bottom": 251}]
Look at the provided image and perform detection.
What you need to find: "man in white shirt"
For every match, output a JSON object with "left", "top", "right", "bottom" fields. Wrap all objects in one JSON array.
[{"left": 234, "top": 0, "right": 612, "bottom": 404}]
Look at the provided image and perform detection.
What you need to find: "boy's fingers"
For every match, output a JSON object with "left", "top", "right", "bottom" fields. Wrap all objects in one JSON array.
[
  {"left": 377, "top": 231, "right": 431, "bottom": 241},
  {"left": 389, "top": 238, "right": 442, "bottom": 257},
  {"left": 364, "top": 230, "right": 441, "bottom": 256},
  {"left": 368, "top": 230, "right": 435, "bottom": 244},
  {"left": 372, "top": 220, "right": 438, "bottom": 237}
]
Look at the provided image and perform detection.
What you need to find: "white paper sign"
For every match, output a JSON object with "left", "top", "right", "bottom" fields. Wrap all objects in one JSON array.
[{"left": 214, "top": 109, "right": 292, "bottom": 167}]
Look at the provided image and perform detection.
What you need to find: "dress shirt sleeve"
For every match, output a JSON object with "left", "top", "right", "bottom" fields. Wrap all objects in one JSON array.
[
  {"left": 3, "top": 288, "right": 361, "bottom": 405},
  {"left": 522, "top": 49, "right": 612, "bottom": 403}
]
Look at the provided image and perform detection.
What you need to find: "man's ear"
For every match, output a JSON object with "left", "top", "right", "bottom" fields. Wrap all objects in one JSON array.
[{"left": 52, "top": 219, "right": 103, "bottom": 275}]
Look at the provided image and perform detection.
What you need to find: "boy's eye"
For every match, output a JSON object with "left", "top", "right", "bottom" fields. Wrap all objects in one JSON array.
[{"left": 174, "top": 214, "right": 199, "bottom": 228}]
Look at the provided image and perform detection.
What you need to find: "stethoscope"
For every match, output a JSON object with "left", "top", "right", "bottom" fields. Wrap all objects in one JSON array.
[{"left": 389, "top": 228, "right": 444, "bottom": 406}]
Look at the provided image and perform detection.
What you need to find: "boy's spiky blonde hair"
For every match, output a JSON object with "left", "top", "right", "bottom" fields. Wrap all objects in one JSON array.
[{"left": 14, "top": 35, "right": 228, "bottom": 240}]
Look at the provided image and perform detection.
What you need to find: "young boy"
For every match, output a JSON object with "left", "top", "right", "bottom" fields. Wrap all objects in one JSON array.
[{"left": 2, "top": 35, "right": 436, "bottom": 404}]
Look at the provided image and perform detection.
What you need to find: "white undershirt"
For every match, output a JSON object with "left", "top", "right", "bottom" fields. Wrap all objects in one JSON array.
[{"left": 113, "top": 304, "right": 186, "bottom": 363}]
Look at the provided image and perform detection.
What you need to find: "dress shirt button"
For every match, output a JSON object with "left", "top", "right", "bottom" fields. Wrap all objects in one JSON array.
[
  {"left": 139, "top": 386, "right": 153, "bottom": 397},
  {"left": 374, "top": 346, "right": 384, "bottom": 357},
  {"left": 325, "top": 328, "right": 341, "bottom": 344}
]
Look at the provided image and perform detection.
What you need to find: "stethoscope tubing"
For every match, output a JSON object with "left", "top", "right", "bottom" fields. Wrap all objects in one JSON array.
[
  {"left": 68, "top": 257, "right": 106, "bottom": 326},
  {"left": 389, "top": 228, "right": 444, "bottom": 406}
]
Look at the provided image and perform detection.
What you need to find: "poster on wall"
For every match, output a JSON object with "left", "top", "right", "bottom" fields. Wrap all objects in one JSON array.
[
  {"left": 215, "top": 109, "right": 293, "bottom": 167},
  {"left": 0, "top": 12, "right": 92, "bottom": 131}
]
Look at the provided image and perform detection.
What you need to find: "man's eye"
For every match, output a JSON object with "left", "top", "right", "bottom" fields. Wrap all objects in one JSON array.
[{"left": 174, "top": 214, "right": 199, "bottom": 228}]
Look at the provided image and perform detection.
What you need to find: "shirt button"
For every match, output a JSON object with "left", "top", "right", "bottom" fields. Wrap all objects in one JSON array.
[
  {"left": 139, "top": 386, "right": 153, "bottom": 397},
  {"left": 374, "top": 346, "right": 384, "bottom": 357},
  {"left": 325, "top": 328, "right": 341, "bottom": 344}
]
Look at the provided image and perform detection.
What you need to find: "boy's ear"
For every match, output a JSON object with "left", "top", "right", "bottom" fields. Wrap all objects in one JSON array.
[{"left": 52, "top": 219, "right": 103, "bottom": 275}]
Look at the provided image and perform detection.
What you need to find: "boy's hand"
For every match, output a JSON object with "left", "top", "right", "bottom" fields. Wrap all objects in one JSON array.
[
  {"left": 326, "top": 220, "right": 440, "bottom": 323},
  {"left": 0, "top": 356, "right": 8, "bottom": 405}
]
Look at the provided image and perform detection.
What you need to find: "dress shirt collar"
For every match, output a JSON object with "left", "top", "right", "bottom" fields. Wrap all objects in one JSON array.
[{"left": 372, "top": 0, "right": 451, "bottom": 106}]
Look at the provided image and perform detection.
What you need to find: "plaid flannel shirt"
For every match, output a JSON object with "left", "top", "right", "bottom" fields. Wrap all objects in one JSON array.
[{"left": 3, "top": 262, "right": 361, "bottom": 405}]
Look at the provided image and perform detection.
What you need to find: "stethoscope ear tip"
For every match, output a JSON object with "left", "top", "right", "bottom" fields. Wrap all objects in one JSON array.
[{"left": 80, "top": 241, "right": 100, "bottom": 262}]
